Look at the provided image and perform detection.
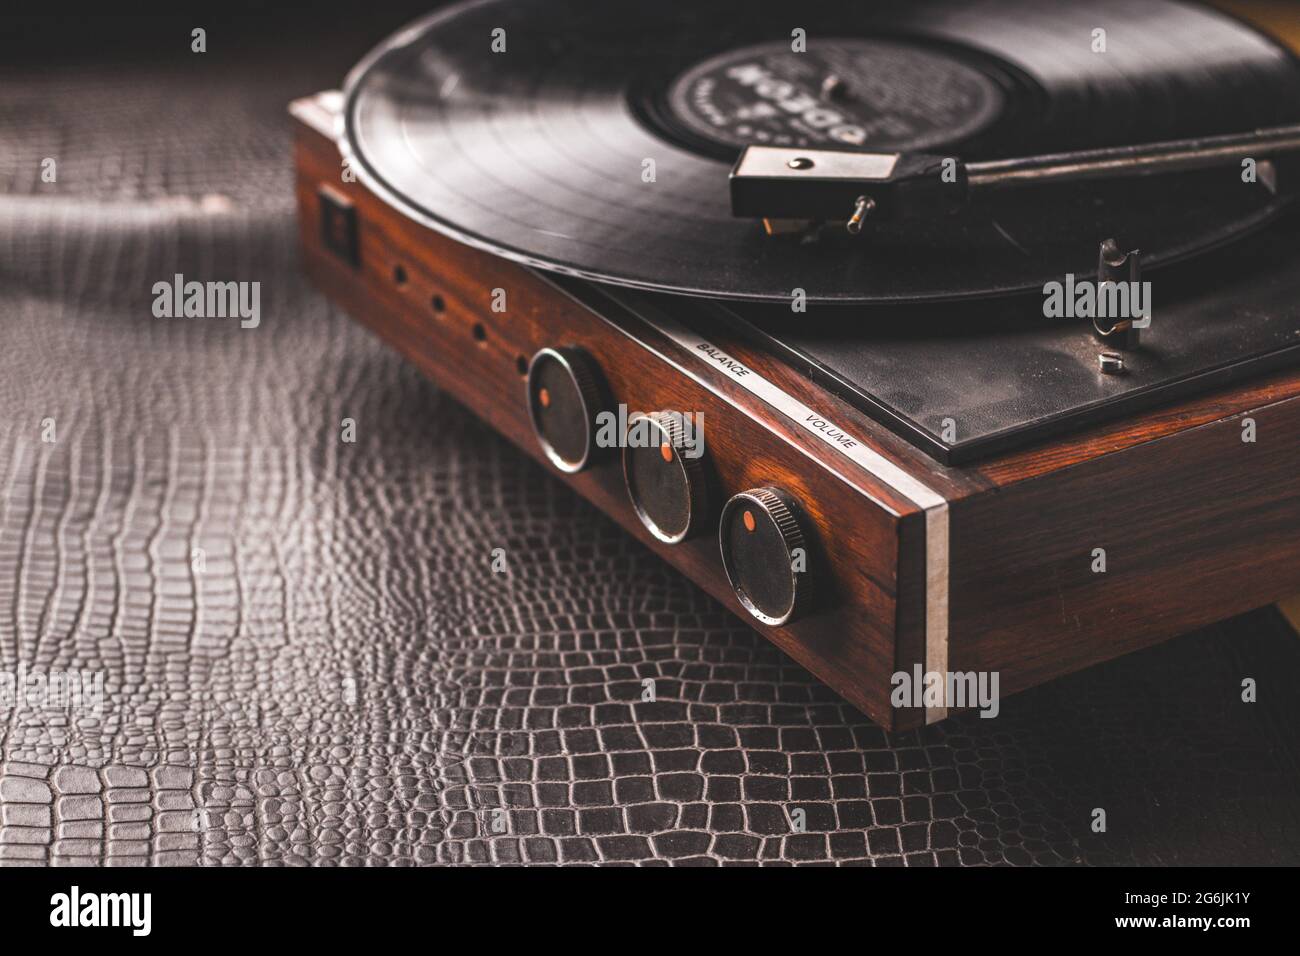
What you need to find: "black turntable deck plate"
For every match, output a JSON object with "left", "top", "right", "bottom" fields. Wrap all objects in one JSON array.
[{"left": 687, "top": 212, "right": 1300, "bottom": 463}]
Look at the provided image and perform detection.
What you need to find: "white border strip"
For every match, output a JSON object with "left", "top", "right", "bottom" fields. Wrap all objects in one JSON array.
[{"left": 639, "top": 308, "right": 952, "bottom": 723}]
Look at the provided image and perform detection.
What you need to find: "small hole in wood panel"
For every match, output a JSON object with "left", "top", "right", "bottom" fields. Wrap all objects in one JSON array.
[
  {"left": 515, "top": 355, "right": 528, "bottom": 377},
  {"left": 431, "top": 293, "right": 445, "bottom": 313},
  {"left": 472, "top": 323, "right": 487, "bottom": 342},
  {"left": 392, "top": 264, "right": 408, "bottom": 286}
]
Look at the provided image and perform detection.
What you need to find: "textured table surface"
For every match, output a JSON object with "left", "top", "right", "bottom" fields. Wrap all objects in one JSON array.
[{"left": 1, "top": 27, "right": 1299, "bottom": 867}]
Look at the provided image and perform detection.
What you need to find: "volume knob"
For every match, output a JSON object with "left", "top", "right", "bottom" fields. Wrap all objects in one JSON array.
[
  {"left": 718, "top": 487, "right": 816, "bottom": 626},
  {"left": 526, "top": 347, "right": 607, "bottom": 473}
]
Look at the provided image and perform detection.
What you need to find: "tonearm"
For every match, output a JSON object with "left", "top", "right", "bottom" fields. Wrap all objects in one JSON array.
[{"left": 730, "top": 123, "right": 1300, "bottom": 233}]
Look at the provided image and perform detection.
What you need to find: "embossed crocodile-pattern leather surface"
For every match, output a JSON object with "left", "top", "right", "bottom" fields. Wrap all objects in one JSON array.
[{"left": 2, "top": 27, "right": 1300, "bottom": 867}]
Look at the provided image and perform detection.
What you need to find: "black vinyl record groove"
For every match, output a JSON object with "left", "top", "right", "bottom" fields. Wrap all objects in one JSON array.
[{"left": 343, "top": 0, "right": 1300, "bottom": 303}]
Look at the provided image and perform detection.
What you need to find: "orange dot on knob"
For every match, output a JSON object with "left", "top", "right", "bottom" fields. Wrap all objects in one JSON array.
[
  {"left": 538, "top": 387, "right": 551, "bottom": 408},
  {"left": 659, "top": 442, "right": 673, "bottom": 463},
  {"left": 743, "top": 510, "right": 756, "bottom": 532}
]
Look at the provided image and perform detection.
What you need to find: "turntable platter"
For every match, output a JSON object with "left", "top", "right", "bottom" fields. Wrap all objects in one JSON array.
[{"left": 343, "top": 0, "right": 1300, "bottom": 303}]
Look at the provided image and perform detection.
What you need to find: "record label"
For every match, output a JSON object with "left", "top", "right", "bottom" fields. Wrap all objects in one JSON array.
[{"left": 665, "top": 39, "right": 1005, "bottom": 152}]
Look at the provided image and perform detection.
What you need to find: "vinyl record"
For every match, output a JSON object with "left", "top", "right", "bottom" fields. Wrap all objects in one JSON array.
[{"left": 342, "top": 0, "right": 1300, "bottom": 303}]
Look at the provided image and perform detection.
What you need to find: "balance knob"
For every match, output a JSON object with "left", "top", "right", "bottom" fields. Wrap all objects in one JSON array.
[
  {"left": 622, "top": 411, "right": 708, "bottom": 543},
  {"left": 526, "top": 346, "right": 607, "bottom": 473},
  {"left": 718, "top": 487, "right": 816, "bottom": 626}
]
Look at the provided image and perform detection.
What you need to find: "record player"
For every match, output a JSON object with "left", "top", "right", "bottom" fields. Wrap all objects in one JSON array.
[{"left": 292, "top": 0, "right": 1300, "bottom": 729}]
